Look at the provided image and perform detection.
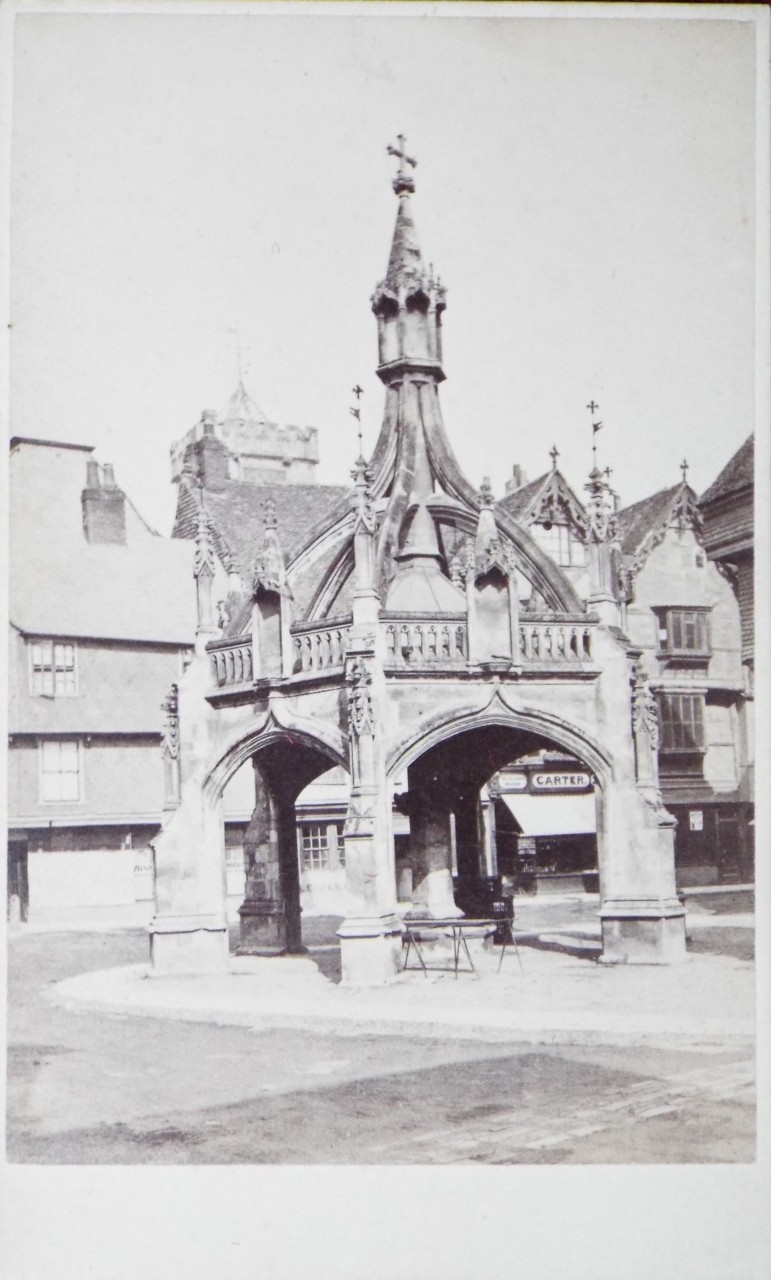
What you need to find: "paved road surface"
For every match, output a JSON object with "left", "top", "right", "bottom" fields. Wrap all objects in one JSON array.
[{"left": 6, "top": 928, "right": 755, "bottom": 1165}]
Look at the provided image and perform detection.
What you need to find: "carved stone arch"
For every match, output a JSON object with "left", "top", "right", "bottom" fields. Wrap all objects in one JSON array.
[
  {"left": 204, "top": 714, "right": 348, "bottom": 803},
  {"left": 386, "top": 696, "right": 613, "bottom": 787},
  {"left": 305, "top": 542, "right": 356, "bottom": 621},
  {"left": 425, "top": 498, "right": 583, "bottom": 612}
]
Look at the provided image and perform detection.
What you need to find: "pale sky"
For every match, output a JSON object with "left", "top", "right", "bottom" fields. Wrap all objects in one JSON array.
[{"left": 10, "top": 6, "right": 759, "bottom": 534}]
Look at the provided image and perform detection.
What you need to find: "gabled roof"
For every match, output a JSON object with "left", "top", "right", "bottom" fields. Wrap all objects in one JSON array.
[
  {"left": 699, "top": 435, "right": 754, "bottom": 506},
  {"left": 614, "top": 484, "right": 694, "bottom": 557},
  {"left": 173, "top": 475, "right": 348, "bottom": 578},
  {"left": 497, "top": 468, "right": 588, "bottom": 533},
  {"left": 10, "top": 440, "right": 197, "bottom": 644},
  {"left": 497, "top": 473, "right": 550, "bottom": 522}
]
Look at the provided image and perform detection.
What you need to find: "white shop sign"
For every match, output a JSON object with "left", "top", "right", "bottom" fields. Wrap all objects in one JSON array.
[
  {"left": 501, "top": 773, "right": 528, "bottom": 791},
  {"left": 531, "top": 772, "right": 592, "bottom": 791}
]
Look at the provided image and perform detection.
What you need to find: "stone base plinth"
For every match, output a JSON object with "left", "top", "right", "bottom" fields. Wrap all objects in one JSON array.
[
  {"left": 149, "top": 915, "right": 230, "bottom": 974},
  {"left": 237, "top": 900, "right": 295, "bottom": 955},
  {"left": 599, "top": 900, "right": 687, "bottom": 964},
  {"left": 337, "top": 914, "right": 404, "bottom": 985}
]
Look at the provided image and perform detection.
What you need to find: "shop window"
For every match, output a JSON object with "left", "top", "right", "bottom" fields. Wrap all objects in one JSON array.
[
  {"left": 656, "top": 609, "right": 710, "bottom": 656},
  {"left": 40, "top": 739, "right": 81, "bottom": 802},
  {"left": 658, "top": 693, "right": 705, "bottom": 753},
  {"left": 30, "top": 641, "right": 77, "bottom": 696}
]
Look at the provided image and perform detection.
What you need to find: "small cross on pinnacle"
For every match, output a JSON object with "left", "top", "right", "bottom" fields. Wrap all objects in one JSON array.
[
  {"left": 387, "top": 135, "right": 417, "bottom": 195},
  {"left": 550, "top": 444, "right": 560, "bottom": 470},
  {"left": 587, "top": 400, "right": 599, "bottom": 416},
  {"left": 680, "top": 458, "right": 689, "bottom": 484}
]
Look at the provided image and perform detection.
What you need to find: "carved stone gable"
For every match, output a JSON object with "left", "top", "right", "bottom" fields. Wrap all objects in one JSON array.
[{"left": 528, "top": 471, "right": 588, "bottom": 539}]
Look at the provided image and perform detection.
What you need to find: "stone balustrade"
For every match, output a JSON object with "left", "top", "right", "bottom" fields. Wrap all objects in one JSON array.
[
  {"left": 519, "top": 618, "right": 594, "bottom": 663},
  {"left": 209, "top": 638, "right": 254, "bottom": 688},
  {"left": 209, "top": 614, "right": 596, "bottom": 689},
  {"left": 383, "top": 615, "right": 468, "bottom": 667},
  {"left": 291, "top": 620, "right": 351, "bottom": 674}
]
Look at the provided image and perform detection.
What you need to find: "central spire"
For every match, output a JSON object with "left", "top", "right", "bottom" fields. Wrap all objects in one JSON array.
[{"left": 372, "top": 136, "right": 446, "bottom": 380}]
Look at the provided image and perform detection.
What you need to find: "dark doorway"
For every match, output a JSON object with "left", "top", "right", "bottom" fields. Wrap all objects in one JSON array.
[{"left": 7, "top": 837, "right": 29, "bottom": 922}]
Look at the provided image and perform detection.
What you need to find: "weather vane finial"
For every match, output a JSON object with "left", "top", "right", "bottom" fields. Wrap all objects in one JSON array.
[
  {"left": 387, "top": 134, "right": 417, "bottom": 195},
  {"left": 350, "top": 384, "right": 364, "bottom": 457},
  {"left": 587, "top": 400, "right": 603, "bottom": 468}
]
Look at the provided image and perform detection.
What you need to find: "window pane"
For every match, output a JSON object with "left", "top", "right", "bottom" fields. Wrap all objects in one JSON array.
[
  {"left": 32, "top": 640, "right": 76, "bottom": 695},
  {"left": 659, "top": 694, "right": 704, "bottom": 750},
  {"left": 301, "top": 824, "right": 330, "bottom": 870},
  {"left": 41, "top": 740, "right": 80, "bottom": 802},
  {"left": 665, "top": 611, "right": 709, "bottom": 652},
  {"left": 60, "top": 741, "right": 79, "bottom": 770},
  {"left": 58, "top": 772, "right": 80, "bottom": 801}
]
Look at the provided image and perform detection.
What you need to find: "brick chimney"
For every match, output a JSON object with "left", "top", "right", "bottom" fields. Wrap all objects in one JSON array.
[
  {"left": 82, "top": 460, "right": 127, "bottom": 545},
  {"left": 505, "top": 464, "right": 528, "bottom": 495},
  {"left": 192, "top": 420, "right": 230, "bottom": 492}
]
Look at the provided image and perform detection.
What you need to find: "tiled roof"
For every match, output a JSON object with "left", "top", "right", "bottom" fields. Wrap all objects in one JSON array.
[
  {"left": 173, "top": 476, "right": 349, "bottom": 576},
  {"left": 699, "top": 435, "right": 754, "bottom": 506},
  {"left": 497, "top": 473, "right": 550, "bottom": 522},
  {"left": 613, "top": 486, "right": 681, "bottom": 556}
]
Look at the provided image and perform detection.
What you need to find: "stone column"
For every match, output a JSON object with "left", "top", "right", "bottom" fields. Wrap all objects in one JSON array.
[
  {"left": 585, "top": 467, "right": 621, "bottom": 627},
  {"left": 337, "top": 459, "right": 403, "bottom": 984},
  {"left": 237, "top": 761, "right": 286, "bottom": 955},
  {"left": 404, "top": 773, "right": 458, "bottom": 916},
  {"left": 337, "top": 642, "right": 403, "bottom": 983},
  {"left": 149, "top": 652, "right": 230, "bottom": 974},
  {"left": 452, "top": 789, "right": 485, "bottom": 880},
  {"left": 593, "top": 636, "right": 686, "bottom": 963}
]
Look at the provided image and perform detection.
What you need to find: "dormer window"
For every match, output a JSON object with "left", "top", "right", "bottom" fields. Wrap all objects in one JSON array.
[
  {"left": 29, "top": 641, "right": 77, "bottom": 697},
  {"left": 656, "top": 609, "right": 710, "bottom": 657},
  {"left": 532, "top": 521, "right": 586, "bottom": 568}
]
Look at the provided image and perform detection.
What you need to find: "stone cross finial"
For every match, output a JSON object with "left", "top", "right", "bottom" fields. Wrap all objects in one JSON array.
[
  {"left": 387, "top": 134, "right": 417, "bottom": 194},
  {"left": 680, "top": 458, "right": 689, "bottom": 484},
  {"left": 550, "top": 444, "right": 560, "bottom": 470}
]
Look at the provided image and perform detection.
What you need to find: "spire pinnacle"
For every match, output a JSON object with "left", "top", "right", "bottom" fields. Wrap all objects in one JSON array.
[{"left": 387, "top": 134, "right": 417, "bottom": 195}]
